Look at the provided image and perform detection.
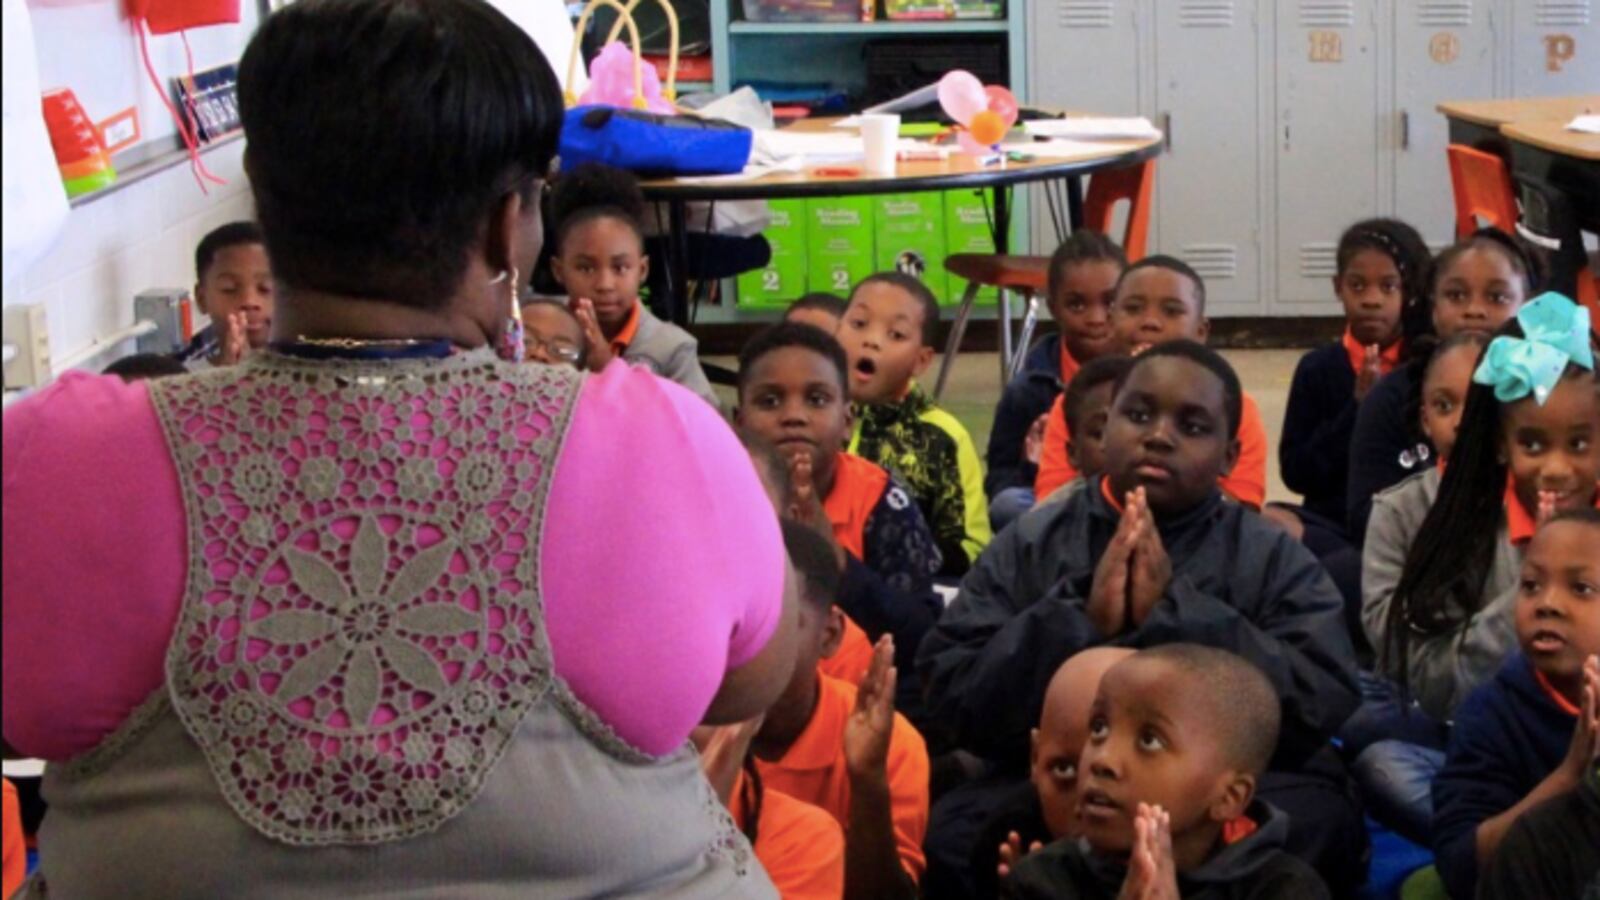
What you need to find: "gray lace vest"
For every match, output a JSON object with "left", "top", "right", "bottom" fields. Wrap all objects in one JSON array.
[{"left": 26, "top": 350, "right": 773, "bottom": 899}]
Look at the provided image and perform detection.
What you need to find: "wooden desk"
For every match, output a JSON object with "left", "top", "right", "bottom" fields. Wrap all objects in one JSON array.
[
  {"left": 639, "top": 120, "right": 1162, "bottom": 325},
  {"left": 1502, "top": 121, "right": 1600, "bottom": 163},
  {"left": 1438, "top": 95, "right": 1600, "bottom": 158}
]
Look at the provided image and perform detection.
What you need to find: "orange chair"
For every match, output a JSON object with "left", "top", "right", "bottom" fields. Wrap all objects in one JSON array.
[
  {"left": 1082, "top": 158, "right": 1156, "bottom": 262},
  {"left": 936, "top": 159, "right": 1156, "bottom": 399},
  {"left": 1445, "top": 144, "right": 1518, "bottom": 238}
]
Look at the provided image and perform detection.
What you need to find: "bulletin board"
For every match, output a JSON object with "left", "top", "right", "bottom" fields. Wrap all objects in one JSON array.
[{"left": 24, "top": 0, "right": 266, "bottom": 171}]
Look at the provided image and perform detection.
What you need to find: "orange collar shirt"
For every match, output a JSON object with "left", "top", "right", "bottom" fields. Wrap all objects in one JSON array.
[
  {"left": 754, "top": 675, "right": 931, "bottom": 883},
  {"left": 730, "top": 780, "right": 846, "bottom": 900}
]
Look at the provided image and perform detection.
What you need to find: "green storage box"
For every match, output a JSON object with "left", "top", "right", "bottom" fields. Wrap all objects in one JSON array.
[
  {"left": 943, "top": 189, "right": 1000, "bottom": 305},
  {"left": 736, "top": 199, "right": 809, "bottom": 307},
  {"left": 874, "top": 192, "right": 948, "bottom": 304},
  {"left": 807, "top": 197, "right": 877, "bottom": 296}
]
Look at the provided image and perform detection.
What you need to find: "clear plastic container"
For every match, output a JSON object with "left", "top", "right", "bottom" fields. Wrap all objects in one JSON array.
[{"left": 741, "top": 0, "right": 862, "bottom": 23}]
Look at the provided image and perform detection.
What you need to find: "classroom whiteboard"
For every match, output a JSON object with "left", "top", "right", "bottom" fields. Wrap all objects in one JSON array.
[{"left": 24, "top": 0, "right": 264, "bottom": 164}]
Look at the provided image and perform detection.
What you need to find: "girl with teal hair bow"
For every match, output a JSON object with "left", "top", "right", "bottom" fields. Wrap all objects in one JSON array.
[{"left": 1378, "top": 290, "right": 1600, "bottom": 716}]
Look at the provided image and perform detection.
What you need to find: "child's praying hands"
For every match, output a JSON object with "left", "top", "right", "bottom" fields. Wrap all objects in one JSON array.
[
  {"left": 1354, "top": 343, "right": 1382, "bottom": 402},
  {"left": 1088, "top": 496, "right": 1139, "bottom": 637},
  {"left": 571, "top": 298, "right": 615, "bottom": 372},
  {"left": 996, "top": 830, "right": 1044, "bottom": 882},
  {"left": 786, "top": 455, "right": 848, "bottom": 570},
  {"left": 216, "top": 311, "right": 250, "bottom": 367},
  {"left": 844, "top": 636, "right": 897, "bottom": 780},
  {"left": 1126, "top": 488, "right": 1172, "bottom": 627},
  {"left": 1118, "top": 803, "right": 1178, "bottom": 900}
]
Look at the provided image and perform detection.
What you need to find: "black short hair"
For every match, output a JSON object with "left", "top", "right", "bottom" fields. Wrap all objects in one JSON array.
[
  {"left": 1113, "top": 340, "right": 1242, "bottom": 438},
  {"left": 780, "top": 519, "right": 840, "bottom": 612},
  {"left": 194, "top": 221, "right": 264, "bottom": 281},
  {"left": 850, "top": 272, "right": 940, "bottom": 348},
  {"left": 102, "top": 353, "right": 188, "bottom": 381},
  {"left": 520, "top": 297, "right": 589, "bottom": 361},
  {"left": 1047, "top": 229, "right": 1128, "bottom": 300},
  {"left": 1336, "top": 218, "right": 1432, "bottom": 310},
  {"left": 549, "top": 162, "right": 647, "bottom": 254},
  {"left": 1132, "top": 644, "right": 1280, "bottom": 775},
  {"left": 1116, "top": 254, "right": 1206, "bottom": 315},
  {"left": 737, "top": 322, "right": 850, "bottom": 399},
  {"left": 786, "top": 292, "right": 848, "bottom": 320},
  {"left": 1426, "top": 227, "right": 1542, "bottom": 307},
  {"left": 1064, "top": 355, "right": 1134, "bottom": 437},
  {"left": 238, "top": 0, "right": 563, "bottom": 310}
]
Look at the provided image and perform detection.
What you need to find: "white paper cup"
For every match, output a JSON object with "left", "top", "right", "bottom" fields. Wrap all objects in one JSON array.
[{"left": 859, "top": 114, "right": 901, "bottom": 175}]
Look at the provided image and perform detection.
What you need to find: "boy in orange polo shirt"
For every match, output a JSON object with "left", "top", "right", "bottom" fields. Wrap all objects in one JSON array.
[
  {"left": 753, "top": 522, "right": 931, "bottom": 899},
  {"left": 2, "top": 778, "right": 23, "bottom": 900},
  {"left": 736, "top": 322, "right": 944, "bottom": 692},
  {"left": 1033, "top": 257, "right": 1268, "bottom": 509}
]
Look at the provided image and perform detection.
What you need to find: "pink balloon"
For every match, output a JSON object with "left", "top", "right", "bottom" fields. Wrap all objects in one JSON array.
[
  {"left": 984, "top": 85, "right": 1019, "bottom": 128},
  {"left": 957, "top": 130, "right": 993, "bottom": 156},
  {"left": 938, "top": 70, "right": 987, "bottom": 126}
]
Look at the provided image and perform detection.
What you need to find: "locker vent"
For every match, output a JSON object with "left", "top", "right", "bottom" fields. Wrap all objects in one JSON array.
[
  {"left": 1183, "top": 244, "right": 1239, "bottom": 280},
  {"left": 1300, "top": 0, "right": 1355, "bottom": 27},
  {"left": 1179, "top": 0, "right": 1234, "bottom": 27},
  {"left": 1059, "top": 0, "right": 1114, "bottom": 27},
  {"left": 1300, "top": 243, "right": 1339, "bottom": 279},
  {"left": 1418, "top": 0, "right": 1472, "bottom": 26},
  {"left": 1536, "top": 0, "right": 1590, "bottom": 26}
]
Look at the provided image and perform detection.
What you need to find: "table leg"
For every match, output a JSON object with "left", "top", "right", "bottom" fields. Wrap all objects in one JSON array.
[
  {"left": 991, "top": 185, "right": 1013, "bottom": 384},
  {"left": 666, "top": 200, "right": 692, "bottom": 328},
  {"left": 1067, "top": 175, "right": 1084, "bottom": 232},
  {"left": 936, "top": 280, "right": 981, "bottom": 402}
]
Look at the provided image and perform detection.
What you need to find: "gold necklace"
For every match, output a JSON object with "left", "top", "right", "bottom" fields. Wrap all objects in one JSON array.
[{"left": 293, "top": 335, "right": 432, "bottom": 349}]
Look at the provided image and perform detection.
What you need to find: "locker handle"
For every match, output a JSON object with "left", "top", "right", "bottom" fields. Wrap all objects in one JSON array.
[
  {"left": 1162, "top": 112, "right": 1173, "bottom": 153},
  {"left": 1400, "top": 110, "right": 1410, "bottom": 151}
]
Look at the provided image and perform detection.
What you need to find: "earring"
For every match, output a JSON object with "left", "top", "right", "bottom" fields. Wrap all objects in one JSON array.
[{"left": 496, "top": 267, "right": 525, "bottom": 362}]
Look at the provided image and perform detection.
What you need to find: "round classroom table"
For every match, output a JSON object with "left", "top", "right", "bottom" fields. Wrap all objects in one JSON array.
[{"left": 638, "top": 119, "right": 1164, "bottom": 327}]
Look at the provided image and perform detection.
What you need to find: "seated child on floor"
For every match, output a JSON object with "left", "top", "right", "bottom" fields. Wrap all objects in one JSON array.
[
  {"left": 735, "top": 322, "right": 943, "bottom": 688},
  {"left": 520, "top": 297, "right": 587, "bottom": 369},
  {"left": 751, "top": 521, "right": 931, "bottom": 899},
  {"left": 178, "top": 221, "right": 276, "bottom": 370},
  {"left": 1344, "top": 332, "right": 1486, "bottom": 842},
  {"left": 967, "top": 647, "right": 1134, "bottom": 899},
  {"left": 1033, "top": 256, "right": 1268, "bottom": 509},
  {"left": 1475, "top": 758, "right": 1600, "bottom": 900},
  {"left": 1432, "top": 510, "right": 1600, "bottom": 900},
  {"left": 1276, "top": 218, "right": 1430, "bottom": 537},
  {"left": 786, "top": 292, "right": 848, "bottom": 335},
  {"left": 918, "top": 341, "right": 1363, "bottom": 893},
  {"left": 1005, "top": 645, "right": 1331, "bottom": 900},
  {"left": 546, "top": 163, "right": 719, "bottom": 407},
  {"left": 103, "top": 353, "right": 188, "bottom": 381},
  {"left": 986, "top": 231, "right": 1127, "bottom": 525},
  {"left": 1368, "top": 292, "right": 1600, "bottom": 728},
  {"left": 837, "top": 272, "right": 990, "bottom": 576},
  {"left": 693, "top": 520, "right": 861, "bottom": 900},
  {"left": 1035, "top": 356, "right": 1135, "bottom": 505},
  {"left": 1346, "top": 227, "right": 1539, "bottom": 538}
]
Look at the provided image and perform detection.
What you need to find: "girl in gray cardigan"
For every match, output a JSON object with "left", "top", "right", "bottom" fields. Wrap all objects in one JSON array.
[{"left": 548, "top": 163, "right": 721, "bottom": 410}]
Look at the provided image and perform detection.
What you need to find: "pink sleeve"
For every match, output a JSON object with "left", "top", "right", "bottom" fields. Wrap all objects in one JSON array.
[
  {"left": 541, "top": 363, "right": 784, "bottom": 756},
  {"left": 2, "top": 373, "right": 185, "bottom": 760}
]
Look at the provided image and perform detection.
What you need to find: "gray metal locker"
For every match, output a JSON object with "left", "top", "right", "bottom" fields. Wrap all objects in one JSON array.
[
  {"left": 1027, "top": 0, "right": 1149, "bottom": 253},
  {"left": 1394, "top": 0, "right": 1501, "bottom": 248},
  {"left": 1155, "top": 0, "right": 1267, "bottom": 315},
  {"left": 1275, "top": 0, "right": 1382, "bottom": 310},
  {"left": 1509, "top": 0, "right": 1600, "bottom": 96}
]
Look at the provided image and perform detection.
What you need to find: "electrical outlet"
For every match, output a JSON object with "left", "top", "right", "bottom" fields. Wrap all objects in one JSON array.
[{"left": 2, "top": 304, "right": 51, "bottom": 390}]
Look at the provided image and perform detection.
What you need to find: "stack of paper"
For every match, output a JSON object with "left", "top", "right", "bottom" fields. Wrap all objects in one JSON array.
[
  {"left": 1023, "top": 117, "right": 1163, "bottom": 141},
  {"left": 1566, "top": 115, "right": 1600, "bottom": 135}
]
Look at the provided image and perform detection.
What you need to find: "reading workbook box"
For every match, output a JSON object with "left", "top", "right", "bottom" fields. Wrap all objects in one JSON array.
[
  {"left": 874, "top": 193, "right": 948, "bottom": 302},
  {"left": 807, "top": 197, "right": 876, "bottom": 295}
]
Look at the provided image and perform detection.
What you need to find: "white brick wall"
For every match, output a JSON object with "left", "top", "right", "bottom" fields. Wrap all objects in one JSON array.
[{"left": 2, "top": 141, "right": 253, "bottom": 376}]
